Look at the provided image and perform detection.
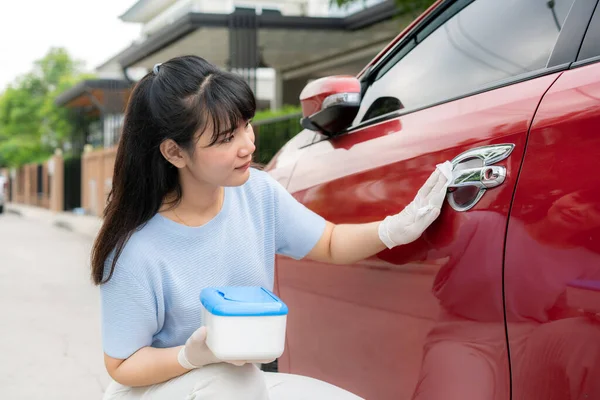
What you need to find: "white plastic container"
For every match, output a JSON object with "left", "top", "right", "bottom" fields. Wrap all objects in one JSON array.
[{"left": 200, "top": 286, "right": 288, "bottom": 361}]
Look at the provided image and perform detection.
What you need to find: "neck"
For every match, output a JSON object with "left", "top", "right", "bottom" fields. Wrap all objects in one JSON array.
[
  {"left": 161, "top": 174, "right": 224, "bottom": 226},
  {"left": 180, "top": 185, "right": 223, "bottom": 214}
]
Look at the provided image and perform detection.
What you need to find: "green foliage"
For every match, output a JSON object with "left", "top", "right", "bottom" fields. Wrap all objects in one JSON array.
[
  {"left": 330, "top": 0, "right": 435, "bottom": 14},
  {"left": 253, "top": 105, "right": 302, "bottom": 123},
  {"left": 0, "top": 47, "right": 91, "bottom": 168},
  {"left": 253, "top": 107, "right": 303, "bottom": 165},
  {"left": 0, "top": 137, "right": 47, "bottom": 167}
]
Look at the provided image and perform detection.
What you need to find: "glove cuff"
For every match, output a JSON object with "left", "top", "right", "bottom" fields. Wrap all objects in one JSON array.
[
  {"left": 178, "top": 347, "right": 200, "bottom": 370},
  {"left": 378, "top": 217, "right": 397, "bottom": 249}
]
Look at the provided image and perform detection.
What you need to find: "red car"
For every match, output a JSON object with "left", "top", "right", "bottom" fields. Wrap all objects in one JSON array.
[{"left": 266, "top": 0, "right": 600, "bottom": 399}]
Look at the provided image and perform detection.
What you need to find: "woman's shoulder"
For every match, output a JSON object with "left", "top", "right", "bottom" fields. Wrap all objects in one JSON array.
[
  {"left": 104, "top": 217, "right": 164, "bottom": 279},
  {"left": 124, "top": 217, "right": 167, "bottom": 255},
  {"left": 238, "top": 167, "right": 274, "bottom": 197},
  {"left": 246, "top": 167, "right": 284, "bottom": 194},
  {"left": 226, "top": 168, "right": 281, "bottom": 217}
]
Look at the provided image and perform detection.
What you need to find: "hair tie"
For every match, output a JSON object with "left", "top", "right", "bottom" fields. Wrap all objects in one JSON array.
[{"left": 153, "top": 63, "right": 162, "bottom": 75}]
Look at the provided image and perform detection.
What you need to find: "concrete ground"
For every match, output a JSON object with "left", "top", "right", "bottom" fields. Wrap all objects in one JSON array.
[{"left": 0, "top": 206, "right": 109, "bottom": 399}]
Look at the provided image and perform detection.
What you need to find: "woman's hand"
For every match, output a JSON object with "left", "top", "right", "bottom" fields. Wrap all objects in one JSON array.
[
  {"left": 178, "top": 326, "right": 249, "bottom": 369},
  {"left": 378, "top": 161, "right": 452, "bottom": 248}
]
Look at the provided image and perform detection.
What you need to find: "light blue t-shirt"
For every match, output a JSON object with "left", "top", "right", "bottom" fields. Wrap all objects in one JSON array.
[{"left": 100, "top": 169, "right": 326, "bottom": 359}]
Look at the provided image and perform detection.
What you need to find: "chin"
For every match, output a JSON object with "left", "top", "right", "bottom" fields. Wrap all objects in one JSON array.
[{"left": 225, "top": 169, "right": 251, "bottom": 187}]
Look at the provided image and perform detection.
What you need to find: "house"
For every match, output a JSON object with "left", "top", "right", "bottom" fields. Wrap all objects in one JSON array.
[{"left": 97, "top": 0, "right": 411, "bottom": 110}]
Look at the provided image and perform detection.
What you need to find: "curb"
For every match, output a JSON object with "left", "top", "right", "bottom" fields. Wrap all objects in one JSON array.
[
  {"left": 6, "top": 207, "right": 22, "bottom": 216},
  {"left": 6, "top": 204, "right": 100, "bottom": 239},
  {"left": 53, "top": 220, "right": 74, "bottom": 232}
]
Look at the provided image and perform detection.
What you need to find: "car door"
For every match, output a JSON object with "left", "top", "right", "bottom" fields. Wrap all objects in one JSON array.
[
  {"left": 505, "top": 2, "right": 600, "bottom": 399},
  {"left": 272, "top": 0, "right": 579, "bottom": 399}
]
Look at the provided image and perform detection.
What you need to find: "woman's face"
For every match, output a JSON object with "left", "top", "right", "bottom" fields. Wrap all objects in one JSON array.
[{"left": 184, "top": 119, "right": 256, "bottom": 188}]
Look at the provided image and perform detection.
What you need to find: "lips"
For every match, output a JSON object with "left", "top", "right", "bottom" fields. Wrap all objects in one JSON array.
[{"left": 236, "top": 161, "right": 251, "bottom": 170}]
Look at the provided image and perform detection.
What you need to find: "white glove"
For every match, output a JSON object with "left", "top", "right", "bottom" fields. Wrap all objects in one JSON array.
[
  {"left": 178, "top": 326, "right": 248, "bottom": 369},
  {"left": 378, "top": 161, "right": 453, "bottom": 249},
  {"left": 177, "top": 327, "right": 275, "bottom": 369},
  {"left": 178, "top": 326, "right": 220, "bottom": 369}
]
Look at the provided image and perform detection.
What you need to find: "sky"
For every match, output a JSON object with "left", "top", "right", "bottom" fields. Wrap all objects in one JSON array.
[{"left": 0, "top": 0, "right": 141, "bottom": 92}]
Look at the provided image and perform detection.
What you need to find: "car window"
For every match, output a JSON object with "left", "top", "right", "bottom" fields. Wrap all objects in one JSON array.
[
  {"left": 577, "top": 2, "right": 600, "bottom": 61},
  {"left": 354, "top": 0, "right": 576, "bottom": 124}
]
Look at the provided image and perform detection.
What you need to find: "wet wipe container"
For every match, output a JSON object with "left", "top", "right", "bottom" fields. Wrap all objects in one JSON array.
[{"left": 200, "top": 286, "right": 288, "bottom": 361}]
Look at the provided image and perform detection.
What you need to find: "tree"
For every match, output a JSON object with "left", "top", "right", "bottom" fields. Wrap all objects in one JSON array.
[
  {"left": 0, "top": 48, "right": 89, "bottom": 167},
  {"left": 331, "top": 0, "right": 435, "bottom": 14}
]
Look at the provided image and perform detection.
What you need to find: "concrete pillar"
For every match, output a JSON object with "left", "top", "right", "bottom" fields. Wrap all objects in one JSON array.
[
  {"left": 82, "top": 144, "right": 93, "bottom": 214},
  {"left": 23, "top": 165, "right": 31, "bottom": 205},
  {"left": 49, "top": 149, "right": 64, "bottom": 212},
  {"left": 32, "top": 164, "right": 39, "bottom": 206},
  {"left": 272, "top": 70, "right": 284, "bottom": 111},
  {"left": 97, "top": 152, "right": 105, "bottom": 217}
]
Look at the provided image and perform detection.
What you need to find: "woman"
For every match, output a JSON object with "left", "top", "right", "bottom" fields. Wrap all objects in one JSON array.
[{"left": 92, "top": 55, "right": 451, "bottom": 399}]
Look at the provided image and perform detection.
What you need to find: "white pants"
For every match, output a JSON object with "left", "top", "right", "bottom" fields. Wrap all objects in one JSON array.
[{"left": 103, "top": 363, "right": 364, "bottom": 400}]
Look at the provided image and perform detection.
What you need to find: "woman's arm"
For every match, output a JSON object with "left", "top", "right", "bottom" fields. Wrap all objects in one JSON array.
[
  {"left": 306, "top": 164, "right": 451, "bottom": 264},
  {"left": 105, "top": 346, "right": 187, "bottom": 387},
  {"left": 307, "top": 221, "right": 386, "bottom": 265},
  {"left": 105, "top": 326, "right": 243, "bottom": 387}
]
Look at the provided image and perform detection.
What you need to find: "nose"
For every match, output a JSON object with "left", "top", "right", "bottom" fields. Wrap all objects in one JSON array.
[{"left": 238, "top": 126, "right": 256, "bottom": 157}]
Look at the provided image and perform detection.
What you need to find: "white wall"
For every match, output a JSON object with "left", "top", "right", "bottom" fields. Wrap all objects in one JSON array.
[
  {"left": 142, "top": 0, "right": 202, "bottom": 36},
  {"left": 96, "top": 60, "right": 126, "bottom": 80},
  {"left": 140, "top": 0, "right": 359, "bottom": 36},
  {"left": 255, "top": 68, "right": 275, "bottom": 101}
]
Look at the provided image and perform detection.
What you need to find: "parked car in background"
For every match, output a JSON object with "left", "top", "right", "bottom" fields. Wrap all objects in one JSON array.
[
  {"left": 0, "top": 175, "right": 6, "bottom": 214},
  {"left": 266, "top": 0, "right": 600, "bottom": 399}
]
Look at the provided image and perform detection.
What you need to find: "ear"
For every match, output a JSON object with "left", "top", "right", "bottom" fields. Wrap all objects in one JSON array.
[{"left": 160, "top": 139, "right": 187, "bottom": 168}]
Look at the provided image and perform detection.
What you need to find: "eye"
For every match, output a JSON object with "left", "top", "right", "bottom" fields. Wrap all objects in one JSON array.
[
  {"left": 221, "top": 135, "right": 234, "bottom": 144},
  {"left": 246, "top": 120, "right": 252, "bottom": 128}
]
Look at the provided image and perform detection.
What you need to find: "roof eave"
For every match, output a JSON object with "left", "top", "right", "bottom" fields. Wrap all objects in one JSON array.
[
  {"left": 116, "top": 0, "right": 398, "bottom": 69},
  {"left": 55, "top": 79, "right": 132, "bottom": 107}
]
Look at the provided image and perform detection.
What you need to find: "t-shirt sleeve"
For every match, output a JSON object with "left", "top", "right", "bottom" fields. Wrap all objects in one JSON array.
[
  {"left": 100, "top": 262, "right": 158, "bottom": 359},
  {"left": 268, "top": 173, "right": 327, "bottom": 259}
]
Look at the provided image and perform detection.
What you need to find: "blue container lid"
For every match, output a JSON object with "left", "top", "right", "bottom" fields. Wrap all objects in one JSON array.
[{"left": 200, "top": 286, "right": 289, "bottom": 317}]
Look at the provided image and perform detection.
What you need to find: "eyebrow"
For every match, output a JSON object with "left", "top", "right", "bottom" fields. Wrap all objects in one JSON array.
[
  {"left": 217, "top": 128, "right": 235, "bottom": 137},
  {"left": 217, "top": 119, "right": 250, "bottom": 136}
]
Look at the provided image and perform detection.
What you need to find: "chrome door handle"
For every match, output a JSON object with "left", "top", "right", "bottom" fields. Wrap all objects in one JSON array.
[
  {"left": 451, "top": 144, "right": 515, "bottom": 166},
  {"left": 447, "top": 144, "right": 514, "bottom": 212},
  {"left": 449, "top": 166, "right": 506, "bottom": 190}
]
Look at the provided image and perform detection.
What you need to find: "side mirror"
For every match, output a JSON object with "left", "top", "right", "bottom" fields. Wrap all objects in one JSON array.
[{"left": 299, "top": 75, "right": 360, "bottom": 137}]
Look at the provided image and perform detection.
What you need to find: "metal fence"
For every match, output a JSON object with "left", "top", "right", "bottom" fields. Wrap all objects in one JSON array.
[
  {"left": 63, "top": 156, "right": 81, "bottom": 211},
  {"left": 253, "top": 112, "right": 302, "bottom": 165}
]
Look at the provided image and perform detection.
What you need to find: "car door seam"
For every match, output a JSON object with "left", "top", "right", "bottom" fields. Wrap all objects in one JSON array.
[{"left": 501, "top": 70, "right": 565, "bottom": 400}]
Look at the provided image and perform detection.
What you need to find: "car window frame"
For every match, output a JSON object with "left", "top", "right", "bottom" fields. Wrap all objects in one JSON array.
[
  {"left": 348, "top": 0, "right": 597, "bottom": 134},
  {"left": 573, "top": 0, "right": 600, "bottom": 66}
]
